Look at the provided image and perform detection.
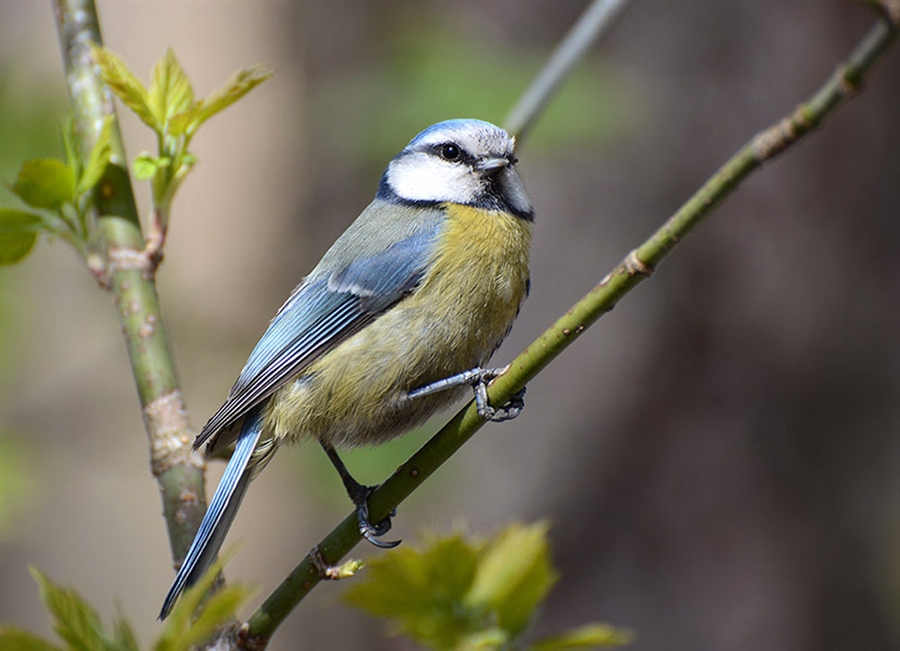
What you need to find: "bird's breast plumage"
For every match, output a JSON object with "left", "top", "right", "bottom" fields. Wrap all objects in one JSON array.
[{"left": 267, "top": 202, "right": 531, "bottom": 448}]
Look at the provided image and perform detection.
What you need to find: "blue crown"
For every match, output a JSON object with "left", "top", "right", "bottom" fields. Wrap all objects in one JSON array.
[{"left": 406, "top": 119, "right": 505, "bottom": 149}]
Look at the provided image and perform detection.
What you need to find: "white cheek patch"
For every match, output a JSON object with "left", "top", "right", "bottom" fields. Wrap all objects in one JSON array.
[{"left": 387, "top": 153, "right": 483, "bottom": 204}]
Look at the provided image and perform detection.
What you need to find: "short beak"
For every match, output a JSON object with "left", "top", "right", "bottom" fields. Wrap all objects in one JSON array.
[{"left": 477, "top": 156, "right": 510, "bottom": 171}]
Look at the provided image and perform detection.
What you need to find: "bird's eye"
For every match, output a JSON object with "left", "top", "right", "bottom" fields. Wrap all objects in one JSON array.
[{"left": 439, "top": 143, "right": 461, "bottom": 161}]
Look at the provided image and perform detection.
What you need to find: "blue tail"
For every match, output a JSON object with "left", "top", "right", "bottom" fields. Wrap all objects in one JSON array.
[{"left": 158, "top": 407, "right": 264, "bottom": 620}]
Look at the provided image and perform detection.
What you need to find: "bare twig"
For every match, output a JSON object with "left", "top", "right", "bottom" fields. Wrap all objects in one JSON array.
[{"left": 504, "top": 0, "right": 632, "bottom": 142}]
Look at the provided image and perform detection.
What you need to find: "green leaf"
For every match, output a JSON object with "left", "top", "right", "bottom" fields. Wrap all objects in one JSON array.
[
  {"left": 0, "top": 627, "right": 63, "bottom": 651},
  {"left": 77, "top": 116, "right": 114, "bottom": 195},
  {"left": 180, "top": 586, "right": 247, "bottom": 649},
  {"left": 156, "top": 550, "right": 250, "bottom": 651},
  {"left": 456, "top": 627, "right": 510, "bottom": 651},
  {"left": 10, "top": 159, "right": 75, "bottom": 210},
  {"left": 0, "top": 209, "right": 45, "bottom": 265},
  {"left": 530, "top": 623, "right": 635, "bottom": 650},
  {"left": 111, "top": 606, "right": 140, "bottom": 651},
  {"left": 148, "top": 48, "right": 194, "bottom": 130},
  {"left": 132, "top": 153, "right": 171, "bottom": 181},
  {"left": 169, "top": 65, "right": 272, "bottom": 136},
  {"left": 342, "top": 532, "right": 482, "bottom": 649},
  {"left": 464, "top": 521, "right": 559, "bottom": 637},
  {"left": 62, "top": 113, "right": 83, "bottom": 183},
  {"left": 166, "top": 105, "right": 196, "bottom": 137},
  {"left": 91, "top": 44, "right": 156, "bottom": 130},
  {"left": 30, "top": 568, "right": 111, "bottom": 651},
  {"left": 1, "top": 209, "right": 50, "bottom": 233}
]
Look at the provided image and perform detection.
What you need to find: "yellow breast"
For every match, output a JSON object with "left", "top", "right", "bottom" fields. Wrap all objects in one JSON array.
[{"left": 267, "top": 203, "right": 532, "bottom": 447}]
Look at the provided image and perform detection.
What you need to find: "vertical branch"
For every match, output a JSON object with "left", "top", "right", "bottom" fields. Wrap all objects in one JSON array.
[{"left": 52, "top": 0, "right": 206, "bottom": 566}]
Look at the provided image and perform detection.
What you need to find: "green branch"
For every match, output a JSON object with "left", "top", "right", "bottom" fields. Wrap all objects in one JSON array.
[
  {"left": 52, "top": 0, "right": 206, "bottom": 567},
  {"left": 241, "top": 11, "right": 898, "bottom": 648}
]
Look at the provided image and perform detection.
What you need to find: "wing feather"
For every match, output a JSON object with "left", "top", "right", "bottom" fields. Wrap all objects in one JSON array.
[{"left": 196, "top": 205, "right": 445, "bottom": 452}]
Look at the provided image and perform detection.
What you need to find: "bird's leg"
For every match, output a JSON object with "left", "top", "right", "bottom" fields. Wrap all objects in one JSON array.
[
  {"left": 319, "top": 441, "right": 400, "bottom": 549},
  {"left": 407, "top": 366, "right": 526, "bottom": 422}
]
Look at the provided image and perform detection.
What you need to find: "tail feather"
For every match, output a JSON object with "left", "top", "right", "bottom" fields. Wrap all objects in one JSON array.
[{"left": 158, "top": 407, "right": 264, "bottom": 620}]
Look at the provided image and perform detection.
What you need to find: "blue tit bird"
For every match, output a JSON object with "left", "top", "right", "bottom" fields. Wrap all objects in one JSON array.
[{"left": 159, "top": 118, "right": 534, "bottom": 619}]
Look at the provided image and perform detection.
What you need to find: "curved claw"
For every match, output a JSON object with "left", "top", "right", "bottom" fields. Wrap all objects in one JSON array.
[
  {"left": 355, "top": 491, "right": 402, "bottom": 548},
  {"left": 363, "top": 529, "right": 402, "bottom": 549},
  {"left": 321, "top": 442, "right": 404, "bottom": 549}
]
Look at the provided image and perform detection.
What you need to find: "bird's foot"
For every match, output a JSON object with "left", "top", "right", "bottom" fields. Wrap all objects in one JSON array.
[
  {"left": 471, "top": 368, "right": 527, "bottom": 422},
  {"left": 348, "top": 483, "right": 401, "bottom": 549}
]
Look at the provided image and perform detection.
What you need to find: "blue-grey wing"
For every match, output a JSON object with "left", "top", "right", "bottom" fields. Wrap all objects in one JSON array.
[
  {"left": 197, "top": 206, "right": 444, "bottom": 452},
  {"left": 328, "top": 226, "right": 438, "bottom": 312}
]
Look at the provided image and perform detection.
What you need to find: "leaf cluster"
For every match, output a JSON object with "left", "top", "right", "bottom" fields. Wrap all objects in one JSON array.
[
  {"left": 0, "top": 46, "right": 271, "bottom": 270},
  {"left": 342, "top": 522, "right": 633, "bottom": 651},
  {"left": 1, "top": 116, "right": 112, "bottom": 265},
  {"left": 91, "top": 46, "right": 271, "bottom": 212},
  {"left": 0, "top": 562, "right": 249, "bottom": 651}
]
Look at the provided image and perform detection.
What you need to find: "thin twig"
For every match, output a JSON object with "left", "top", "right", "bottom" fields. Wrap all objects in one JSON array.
[{"left": 504, "top": 0, "right": 632, "bottom": 142}]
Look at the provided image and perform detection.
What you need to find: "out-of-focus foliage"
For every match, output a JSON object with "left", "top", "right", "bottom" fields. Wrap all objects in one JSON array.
[
  {"left": 0, "top": 568, "right": 139, "bottom": 651},
  {"left": 0, "top": 209, "right": 43, "bottom": 265},
  {"left": 0, "top": 70, "right": 53, "bottom": 533},
  {"left": 154, "top": 554, "right": 250, "bottom": 651},
  {"left": 0, "top": 562, "right": 250, "bottom": 651},
  {"left": 312, "top": 20, "right": 630, "bottom": 164},
  {"left": 342, "top": 522, "right": 633, "bottom": 651},
  {"left": 530, "top": 625, "right": 637, "bottom": 651},
  {"left": 0, "top": 116, "right": 112, "bottom": 266},
  {"left": 0, "top": 74, "right": 66, "bottom": 183},
  {"left": 9, "top": 158, "right": 74, "bottom": 211},
  {"left": 0, "top": 435, "right": 37, "bottom": 540}
]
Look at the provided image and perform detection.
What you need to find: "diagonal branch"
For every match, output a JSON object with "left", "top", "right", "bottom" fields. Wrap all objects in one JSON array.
[
  {"left": 240, "top": 10, "right": 898, "bottom": 649},
  {"left": 505, "top": 0, "right": 632, "bottom": 143}
]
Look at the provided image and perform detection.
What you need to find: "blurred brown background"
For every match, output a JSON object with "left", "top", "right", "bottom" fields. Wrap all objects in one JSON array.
[{"left": 1, "top": 1, "right": 898, "bottom": 650}]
